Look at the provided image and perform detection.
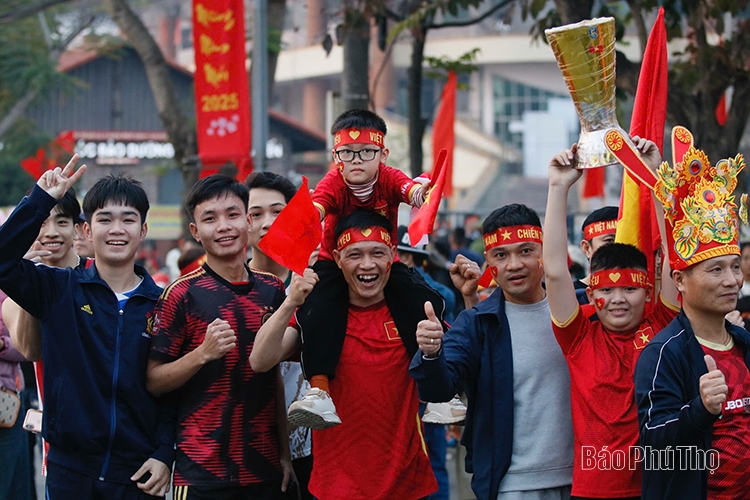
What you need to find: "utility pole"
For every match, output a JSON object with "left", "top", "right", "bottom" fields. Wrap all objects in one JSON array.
[{"left": 252, "top": 0, "right": 268, "bottom": 171}]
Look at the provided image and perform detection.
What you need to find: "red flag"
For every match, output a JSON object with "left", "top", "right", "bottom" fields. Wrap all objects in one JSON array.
[
  {"left": 616, "top": 7, "right": 668, "bottom": 310},
  {"left": 20, "top": 148, "right": 46, "bottom": 179},
  {"left": 581, "top": 168, "right": 605, "bottom": 198},
  {"left": 192, "top": 0, "right": 252, "bottom": 180},
  {"left": 408, "top": 149, "right": 447, "bottom": 246},
  {"left": 432, "top": 71, "right": 456, "bottom": 197},
  {"left": 716, "top": 92, "right": 727, "bottom": 126},
  {"left": 258, "top": 177, "right": 321, "bottom": 275}
]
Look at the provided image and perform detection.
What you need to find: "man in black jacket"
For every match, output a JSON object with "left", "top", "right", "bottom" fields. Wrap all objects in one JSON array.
[{"left": 634, "top": 127, "right": 750, "bottom": 499}]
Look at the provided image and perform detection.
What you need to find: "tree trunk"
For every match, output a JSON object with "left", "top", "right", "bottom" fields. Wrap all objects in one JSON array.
[
  {"left": 408, "top": 24, "right": 427, "bottom": 178},
  {"left": 341, "top": 9, "right": 370, "bottom": 111},
  {"left": 104, "top": 0, "right": 196, "bottom": 239},
  {"left": 104, "top": 0, "right": 195, "bottom": 164},
  {"left": 266, "top": 0, "right": 286, "bottom": 101},
  {"left": 553, "top": 0, "right": 594, "bottom": 25}
]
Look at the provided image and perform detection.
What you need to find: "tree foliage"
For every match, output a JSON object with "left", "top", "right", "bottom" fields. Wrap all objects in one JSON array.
[{"left": 521, "top": 0, "right": 750, "bottom": 162}]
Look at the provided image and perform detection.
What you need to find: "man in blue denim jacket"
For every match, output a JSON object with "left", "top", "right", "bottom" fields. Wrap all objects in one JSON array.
[{"left": 0, "top": 156, "right": 174, "bottom": 499}]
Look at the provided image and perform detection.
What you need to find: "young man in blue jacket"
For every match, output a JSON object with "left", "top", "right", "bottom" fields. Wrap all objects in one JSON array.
[
  {"left": 410, "top": 204, "right": 574, "bottom": 500},
  {"left": 0, "top": 155, "right": 174, "bottom": 499}
]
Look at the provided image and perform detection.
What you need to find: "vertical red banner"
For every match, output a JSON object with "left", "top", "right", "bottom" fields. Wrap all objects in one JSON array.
[{"left": 193, "top": 0, "right": 252, "bottom": 179}]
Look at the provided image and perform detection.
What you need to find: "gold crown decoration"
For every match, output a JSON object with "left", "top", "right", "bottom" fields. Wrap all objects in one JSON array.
[{"left": 653, "top": 126, "right": 748, "bottom": 270}]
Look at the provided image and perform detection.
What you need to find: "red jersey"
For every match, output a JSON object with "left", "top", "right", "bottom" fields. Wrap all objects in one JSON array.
[
  {"left": 552, "top": 296, "right": 678, "bottom": 497},
  {"left": 700, "top": 340, "right": 750, "bottom": 499},
  {"left": 312, "top": 164, "right": 420, "bottom": 260},
  {"left": 307, "top": 301, "right": 437, "bottom": 500},
  {"left": 149, "top": 265, "right": 286, "bottom": 487}
]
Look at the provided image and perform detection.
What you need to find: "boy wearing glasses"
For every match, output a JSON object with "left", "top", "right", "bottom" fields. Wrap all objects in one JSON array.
[{"left": 291, "top": 109, "right": 447, "bottom": 429}]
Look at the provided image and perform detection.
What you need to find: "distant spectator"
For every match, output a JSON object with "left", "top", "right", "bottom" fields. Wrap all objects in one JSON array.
[{"left": 449, "top": 227, "right": 485, "bottom": 266}]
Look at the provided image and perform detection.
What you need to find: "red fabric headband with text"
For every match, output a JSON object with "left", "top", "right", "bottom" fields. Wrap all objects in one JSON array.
[
  {"left": 333, "top": 128, "right": 385, "bottom": 148},
  {"left": 583, "top": 219, "right": 618, "bottom": 240},
  {"left": 589, "top": 269, "right": 649, "bottom": 290},
  {"left": 484, "top": 225, "right": 543, "bottom": 251},
  {"left": 337, "top": 226, "right": 393, "bottom": 251}
]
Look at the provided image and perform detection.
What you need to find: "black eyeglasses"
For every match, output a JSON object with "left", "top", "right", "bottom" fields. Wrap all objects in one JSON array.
[{"left": 335, "top": 148, "right": 380, "bottom": 162}]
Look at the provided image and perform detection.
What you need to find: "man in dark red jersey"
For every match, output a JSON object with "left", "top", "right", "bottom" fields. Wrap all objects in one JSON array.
[
  {"left": 147, "top": 175, "right": 293, "bottom": 500},
  {"left": 634, "top": 127, "right": 750, "bottom": 499},
  {"left": 250, "top": 210, "right": 438, "bottom": 500}
]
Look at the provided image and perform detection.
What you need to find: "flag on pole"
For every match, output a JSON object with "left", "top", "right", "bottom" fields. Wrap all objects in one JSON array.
[
  {"left": 615, "top": 7, "right": 668, "bottom": 304},
  {"left": 258, "top": 177, "right": 321, "bottom": 275},
  {"left": 432, "top": 71, "right": 456, "bottom": 198},
  {"left": 408, "top": 149, "right": 447, "bottom": 247}
]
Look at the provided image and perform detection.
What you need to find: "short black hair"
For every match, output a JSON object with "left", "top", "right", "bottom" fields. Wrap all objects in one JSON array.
[
  {"left": 185, "top": 175, "right": 249, "bottom": 222},
  {"left": 331, "top": 109, "right": 387, "bottom": 136},
  {"left": 582, "top": 206, "right": 619, "bottom": 236},
  {"left": 741, "top": 241, "right": 750, "bottom": 254},
  {"left": 334, "top": 209, "right": 393, "bottom": 242},
  {"left": 56, "top": 189, "right": 82, "bottom": 222},
  {"left": 482, "top": 204, "right": 541, "bottom": 235},
  {"left": 590, "top": 242, "right": 647, "bottom": 273},
  {"left": 83, "top": 173, "right": 149, "bottom": 224},
  {"left": 244, "top": 171, "right": 297, "bottom": 203}
]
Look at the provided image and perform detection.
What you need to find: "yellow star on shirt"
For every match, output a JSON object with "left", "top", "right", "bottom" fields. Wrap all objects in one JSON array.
[
  {"left": 501, "top": 230, "right": 512, "bottom": 240},
  {"left": 378, "top": 209, "right": 387, "bottom": 216},
  {"left": 639, "top": 333, "right": 650, "bottom": 344}
]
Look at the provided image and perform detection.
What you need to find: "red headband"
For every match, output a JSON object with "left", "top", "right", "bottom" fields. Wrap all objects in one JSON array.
[
  {"left": 584, "top": 219, "right": 618, "bottom": 240},
  {"left": 333, "top": 127, "right": 385, "bottom": 148},
  {"left": 337, "top": 226, "right": 392, "bottom": 251},
  {"left": 589, "top": 269, "right": 649, "bottom": 290},
  {"left": 484, "top": 225, "right": 543, "bottom": 251}
]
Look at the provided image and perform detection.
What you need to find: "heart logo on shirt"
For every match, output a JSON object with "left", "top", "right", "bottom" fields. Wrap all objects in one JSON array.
[
  {"left": 361, "top": 228, "right": 372, "bottom": 237},
  {"left": 349, "top": 130, "right": 361, "bottom": 140},
  {"left": 609, "top": 272, "right": 621, "bottom": 282}
]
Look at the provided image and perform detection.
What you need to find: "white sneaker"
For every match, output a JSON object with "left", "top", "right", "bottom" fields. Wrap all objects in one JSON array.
[
  {"left": 423, "top": 397, "right": 467, "bottom": 425},
  {"left": 288, "top": 388, "right": 342, "bottom": 430}
]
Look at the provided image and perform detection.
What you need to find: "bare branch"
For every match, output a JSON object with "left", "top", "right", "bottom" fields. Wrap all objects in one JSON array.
[
  {"left": 0, "top": 0, "right": 72, "bottom": 24},
  {"left": 427, "top": 0, "right": 515, "bottom": 30},
  {"left": 0, "top": 90, "right": 39, "bottom": 139}
]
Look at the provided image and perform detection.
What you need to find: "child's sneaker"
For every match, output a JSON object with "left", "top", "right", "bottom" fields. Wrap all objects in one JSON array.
[
  {"left": 288, "top": 388, "right": 342, "bottom": 430},
  {"left": 422, "top": 397, "right": 467, "bottom": 425}
]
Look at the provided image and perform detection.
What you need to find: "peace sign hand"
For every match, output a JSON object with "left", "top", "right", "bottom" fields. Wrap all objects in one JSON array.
[{"left": 36, "top": 154, "right": 86, "bottom": 200}]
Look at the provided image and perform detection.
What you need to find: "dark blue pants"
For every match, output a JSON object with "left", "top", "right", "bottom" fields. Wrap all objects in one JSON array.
[
  {"left": 0, "top": 397, "right": 33, "bottom": 500},
  {"left": 420, "top": 402, "right": 449, "bottom": 500},
  {"left": 45, "top": 464, "right": 162, "bottom": 500}
]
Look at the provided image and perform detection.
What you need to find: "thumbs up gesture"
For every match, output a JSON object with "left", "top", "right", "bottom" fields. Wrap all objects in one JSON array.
[
  {"left": 700, "top": 354, "right": 728, "bottom": 415},
  {"left": 416, "top": 301, "right": 443, "bottom": 358}
]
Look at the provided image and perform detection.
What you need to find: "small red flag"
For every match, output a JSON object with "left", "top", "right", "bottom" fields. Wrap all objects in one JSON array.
[
  {"left": 716, "top": 92, "right": 727, "bottom": 126},
  {"left": 581, "top": 167, "right": 605, "bottom": 198},
  {"left": 258, "top": 177, "right": 321, "bottom": 275},
  {"left": 20, "top": 148, "right": 46, "bottom": 179},
  {"left": 408, "top": 149, "right": 447, "bottom": 247},
  {"left": 432, "top": 71, "right": 456, "bottom": 197}
]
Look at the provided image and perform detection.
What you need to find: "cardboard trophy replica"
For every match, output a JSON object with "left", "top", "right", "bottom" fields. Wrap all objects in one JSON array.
[{"left": 545, "top": 17, "right": 630, "bottom": 169}]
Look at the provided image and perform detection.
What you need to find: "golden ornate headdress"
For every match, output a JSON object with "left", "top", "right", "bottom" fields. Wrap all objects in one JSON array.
[{"left": 605, "top": 126, "right": 748, "bottom": 270}]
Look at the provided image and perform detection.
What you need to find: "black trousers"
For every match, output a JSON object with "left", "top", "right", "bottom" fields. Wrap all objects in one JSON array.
[{"left": 297, "top": 260, "right": 445, "bottom": 380}]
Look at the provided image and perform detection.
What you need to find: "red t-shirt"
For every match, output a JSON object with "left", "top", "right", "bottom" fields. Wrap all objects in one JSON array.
[
  {"left": 552, "top": 296, "right": 678, "bottom": 497},
  {"left": 700, "top": 341, "right": 750, "bottom": 499},
  {"left": 312, "top": 164, "right": 419, "bottom": 260},
  {"left": 307, "top": 301, "right": 437, "bottom": 500}
]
